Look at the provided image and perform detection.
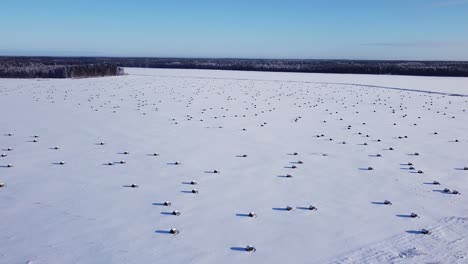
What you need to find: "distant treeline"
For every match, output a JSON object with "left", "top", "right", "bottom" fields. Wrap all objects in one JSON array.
[
  {"left": 0, "top": 58, "right": 123, "bottom": 78},
  {"left": 2, "top": 56, "right": 468, "bottom": 77}
]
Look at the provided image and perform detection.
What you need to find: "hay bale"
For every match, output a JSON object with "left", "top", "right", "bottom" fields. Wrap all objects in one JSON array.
[
  {"left": 421, "top": 229, "right": 430, "bottom": 235},
  {"left": 245, "top": 245, "right": 256, "bottom": 252}
]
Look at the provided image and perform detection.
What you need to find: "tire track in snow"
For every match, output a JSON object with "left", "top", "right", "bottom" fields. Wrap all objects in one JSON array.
[
  {"left": 131, "top": 73, "right": 468, "bottom": 97},
  {"left": 331, "top": 217, "right": 468, "bottom": 263}
]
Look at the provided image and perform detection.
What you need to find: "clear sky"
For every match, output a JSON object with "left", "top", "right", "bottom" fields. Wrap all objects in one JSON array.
[{"left": 1, "top": 0, "right": 467, "bottom": 60}]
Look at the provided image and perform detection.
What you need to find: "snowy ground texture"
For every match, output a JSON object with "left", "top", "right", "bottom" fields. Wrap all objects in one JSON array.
[{"left": 1, "top": 68, "right": 468, "bottom": 264}]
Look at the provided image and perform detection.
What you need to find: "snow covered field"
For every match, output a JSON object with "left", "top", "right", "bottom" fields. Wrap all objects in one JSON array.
[{"left": 1, "top": 68, "right": 468, "bottom": 264}]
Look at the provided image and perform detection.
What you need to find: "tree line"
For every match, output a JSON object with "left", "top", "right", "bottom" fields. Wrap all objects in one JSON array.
[
  {"left": 2, "top": 56, "right": 468, "bottom": 77},
  {"left": 0, "top": 58, "right": 123, "bottom": 78}
]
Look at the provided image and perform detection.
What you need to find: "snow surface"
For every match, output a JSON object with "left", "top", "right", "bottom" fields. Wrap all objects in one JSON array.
[{"left": 1, "top": 68, "right": 468, "bottom": 264}]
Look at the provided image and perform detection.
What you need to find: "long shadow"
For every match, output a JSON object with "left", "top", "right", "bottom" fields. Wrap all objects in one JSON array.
[
  {"left": 230, "top": 247, "right": 247, "bottom": 252},
  {"left": 152, "top": 202, "right": 166, "bottom": 206},
  {"left": 371, "top": 202, "right": 386, "bottom": 205},
  {"left": 277, "top": 175, "right": 292, "bottom": 178},
  {"left": 432, "top": 189, "right": 449, "bottom": 194},
  {"left": 52, "top": 162, "right": 65, "bottom": 165},
  {"left": 167, "top": 162, "right": 180, "bottom": 165},
  {"left": 181, "top": 190, "right": 194, "bottom": 194},
  {"left": 358, "top": 168, "right": 372, "bottom": 170},
  {"left": 160, "top": 212, "right": 174, "bottom": 215},
  {"left": 284, "top": 166, "right": 296, "bottom": 169},
  {"left": 406, "top": 230, "right": 423, "bottom": 234},
  {"left": 155, "top": 230, "right": 171, "bottom": 234},
  {"left": 296, "top": 206, "right": 311, "bottom": 210},
  {"left": 236, "top": 213, "right": 250, "bottom": 217},
  {"left": 272, "top": 207, "right": 289, "bottom": 211},
  {"left": 368, "top": 155, "right": 381, "bottom": 157},
  {"left": 454, "top": 168, "right": 467, "bottom": 171},
  {"left": 396, "top": 214, "right": 412, "bottom": 218}
]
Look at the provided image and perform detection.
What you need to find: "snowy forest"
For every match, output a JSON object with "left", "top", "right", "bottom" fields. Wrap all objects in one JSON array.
[
  {"left": 0, "top": 57, "right": 123, "bottom": 78},
  {"left": 1, "top": 56, "right": 468, "bottom": 77}
]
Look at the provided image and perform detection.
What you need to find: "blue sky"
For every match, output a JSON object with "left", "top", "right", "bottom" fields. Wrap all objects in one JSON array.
[{"left": 0, "top": 0, "right": 467, "bottom": 60}]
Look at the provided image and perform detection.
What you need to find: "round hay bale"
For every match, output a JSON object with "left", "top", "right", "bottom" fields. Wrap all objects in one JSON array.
[
  {"left": 245, "top": 245, "right": 256, "bottom": 252},
  {"left": 421, "top": 229, "right": 430, "bottom": 235}
]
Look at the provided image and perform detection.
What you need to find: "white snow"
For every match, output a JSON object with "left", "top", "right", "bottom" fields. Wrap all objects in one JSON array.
[{"left": 0, "top": 68, "right": 467, "bottom": 263}]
